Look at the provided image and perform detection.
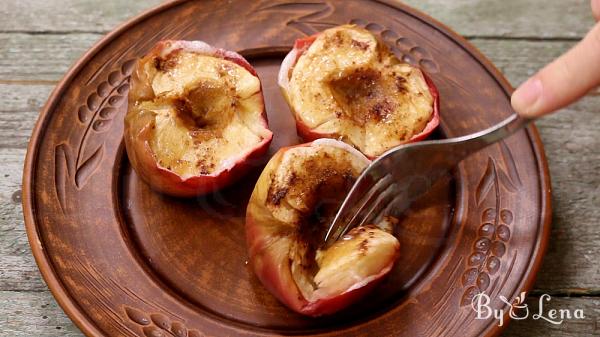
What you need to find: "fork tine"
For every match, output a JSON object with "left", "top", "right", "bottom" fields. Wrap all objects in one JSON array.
[
  {"left": 375, "top": 193, "right": 406, "bottom": 224},
  {"left": 323, "top": 173, "right": 393, "bottom": 246},
  {"left": 355, "top": 182, "right": 399, "bottom": 228},
  {"left": 340, "top": 174, "right": 393, "bottom": 231},
  {"left": 323, "top": 174, "right": 379, "bottom": 245}
]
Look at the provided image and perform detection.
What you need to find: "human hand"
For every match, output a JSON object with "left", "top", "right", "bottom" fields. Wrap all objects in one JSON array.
[{"left": 511, "top": 0, "right": 600, "bottom": 117}]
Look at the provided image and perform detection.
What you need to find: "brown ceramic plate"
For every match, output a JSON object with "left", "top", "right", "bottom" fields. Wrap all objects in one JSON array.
[{"left": 23, "top": 1, "right": 551, "bottom": 336}]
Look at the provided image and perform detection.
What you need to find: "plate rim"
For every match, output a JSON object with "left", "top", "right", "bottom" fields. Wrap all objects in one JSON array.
[{"left": 22, "top": 1, "right": 552, "bottom": 336}]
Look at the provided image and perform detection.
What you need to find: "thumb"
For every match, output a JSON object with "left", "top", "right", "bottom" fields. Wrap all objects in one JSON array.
[{"left": 511, "top": 22, "right": 600, "bottom": 118}]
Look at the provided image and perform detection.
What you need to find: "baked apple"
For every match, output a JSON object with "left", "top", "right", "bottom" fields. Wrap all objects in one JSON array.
[
  {"left": 278, "top": 25, "right": 439, "bottom": 158},
  {"left": 246, "top": 139, "right": 400, "bottom": 316},
  {"left": 124, "top": 40, "right": 273, "bottom": 197}
]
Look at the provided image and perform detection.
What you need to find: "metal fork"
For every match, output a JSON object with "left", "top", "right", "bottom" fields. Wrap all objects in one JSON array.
[{"left": 323, "top": 114, "right": 533, "bottom": 246}]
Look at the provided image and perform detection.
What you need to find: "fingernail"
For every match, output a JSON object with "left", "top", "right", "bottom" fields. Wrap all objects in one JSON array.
[
  {"left": 593, "top": 0, "right": 600, "bottom": 19},
  {"left": 511, "top": 78, "right": 543, "bottom": 117}
]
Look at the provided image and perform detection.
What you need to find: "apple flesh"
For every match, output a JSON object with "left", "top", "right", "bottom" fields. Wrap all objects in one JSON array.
[
  {"left": 124, "top": 40, "right": 273, "bottom": 197},
  {"left": 246, "top": 139, "right": 400, "bottom": 316},
  {"left": 279, "top": 25, "right": 440, "bottom": 158}
]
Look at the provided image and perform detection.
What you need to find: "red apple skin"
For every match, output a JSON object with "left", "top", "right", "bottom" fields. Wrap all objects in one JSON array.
[
  {"left": 124, "top": 123, "right": 271, "bottom": 197},
  {"left": 281, "top": 33, "right": 440, "bottom": 159},
  {"left": 124, "top": 41, "right": 273, "bottom": 197},
  {"left": 245, "top": 142, "right": 399, "bottom": 316},
  {"left": 410, "top": 72, "right": 440, "bottom": 143}
]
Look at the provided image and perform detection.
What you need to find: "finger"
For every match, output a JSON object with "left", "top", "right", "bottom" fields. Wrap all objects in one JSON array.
[
  {"left": 511, "top": 22, "right": 600, "bottom": 117},
  {"left": 593, "top": 0, "right": 600, "bottom": 21}
]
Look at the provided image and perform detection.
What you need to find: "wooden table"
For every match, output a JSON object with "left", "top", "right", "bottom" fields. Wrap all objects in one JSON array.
[{"left": 1, "top": 1, "right": 598, "bottom": 336}]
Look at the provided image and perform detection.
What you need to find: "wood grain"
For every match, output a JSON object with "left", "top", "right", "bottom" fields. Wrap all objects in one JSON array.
[
  {"left": 0, "top": 291, "right": 82, "bottom": 337},
  {"left": 0, "top": 149, "right": 48, "bottom": 292},
  {"left": 534, "top": 104, "right": 600, "bottom": 292},
  {"left": 0, "top": 0, "right": 163, "bottom": 33},
  {"left": 503, "top": 297, "right": 600, "bottom": 337},
  {"left": 0, "top": 0, "right": 594, "bottom": 39},
  {"left": 471, "top": 39, "right": 576, "bottom": 86},
  {"left": 403, "top": 0, "right": 595, "bottom": 39},
  {"left": 0, "top": 33, "right": 101, "bottom": 82},
  {"left": 0, "top": 85, "right": 54, "bottom": 148}
]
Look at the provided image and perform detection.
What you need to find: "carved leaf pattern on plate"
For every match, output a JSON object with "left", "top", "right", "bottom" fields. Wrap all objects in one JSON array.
[
  {"left": 461, "top": 152, "right": 519, "bottom": 306},
  {"left": 54, "top": 59, "right": 135, "bottom": 210},
  {"left": 71, "top": 257, "right": 195, "bottom": 337},
  {"left": 54, "top": 143, "right": 72, "bottom": 213},
  {"left": 124, "top": 306, "right": 207, "bottom": 337},
  {"left": 74, "top": 59, "right": 135, "bottom": 188},
  {"left": 257, "top": 1, "right": 336, "bottom": 35}
]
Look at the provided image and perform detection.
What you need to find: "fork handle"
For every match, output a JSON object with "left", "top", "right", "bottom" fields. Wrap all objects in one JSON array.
[{"left": 452, "top": 114, "right": 534, "bottom": 160}]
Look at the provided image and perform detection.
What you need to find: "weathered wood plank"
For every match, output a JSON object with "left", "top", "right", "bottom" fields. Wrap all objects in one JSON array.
[
  {"left": 0, "top": 256, "right": 47, "bottom": 293},
  {"left": 470, "top": 39, "right": 576, "bottom": 87},
  {"left": 504, "top": 296, "right": 600, "bottom": 337},
  {"left": 0, "top": 84, "right": 52, "bottom": 112},
  {"left": 0, "top": 291, "right": 83, "bottom": 337},
  {"left": 0, "top": 148, "right": 49, "bottom": 292},
  {"left": 0, "top": 147, "right": 49, "bottom": 292},
  {"left": 0, "top": 84, "right": 54, "bottom": 149},
  {"left": 403, "top": 0, "right": 595, "bottom": 39},
  {"left": 0, "top": 33, "right": 101, "bottom": 82},
  {"left": 533, "top": 103, "right": 600, "bottom": 293},
  {"left": 0, "top": 0, "right": 162, "bottom": 34},
  {"left": 0, "top": 0, "right": 595, "bottom": 39}
]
